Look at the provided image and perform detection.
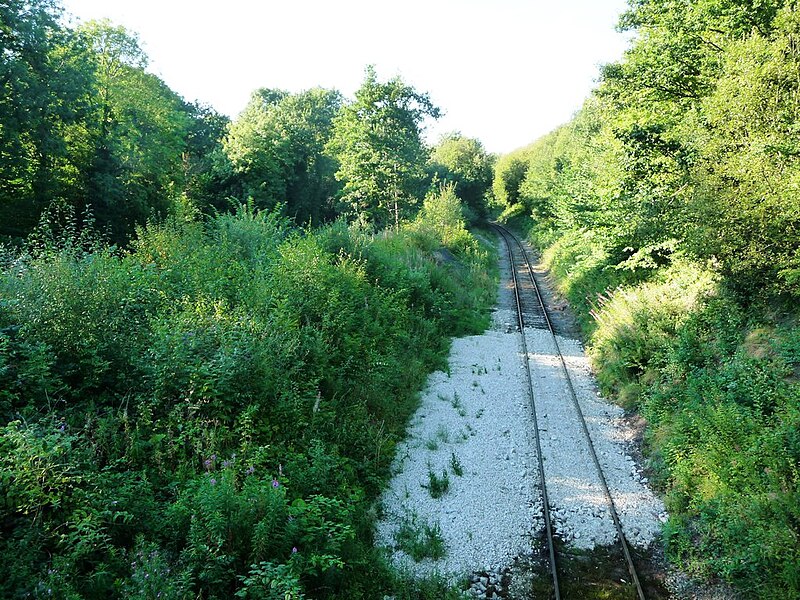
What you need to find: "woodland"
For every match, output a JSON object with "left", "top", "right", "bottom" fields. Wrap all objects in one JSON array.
[
  {"left": 1, "top": 0, "right": 798, "bottom": 598},
  {"left": 496, "top": 0, "right": 800, "bottom": 596}
]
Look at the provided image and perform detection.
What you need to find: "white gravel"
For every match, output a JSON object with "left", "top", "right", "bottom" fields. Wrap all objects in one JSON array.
[
  {"left": 375, "top": 326, "right": 543, "bottom": 576},
  {"left": 375, "top": 236, "right": 666, "bottom": 582}
]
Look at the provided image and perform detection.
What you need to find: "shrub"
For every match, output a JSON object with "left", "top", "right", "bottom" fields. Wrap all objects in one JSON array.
[
  {"left": 589, "top": 260, "right": 718, "bottom": 403},
  {"left": 0, "top": 207, "right": 496, "bottom": 598}
]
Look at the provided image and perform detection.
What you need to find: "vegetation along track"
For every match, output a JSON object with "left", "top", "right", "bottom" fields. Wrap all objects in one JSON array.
[
  {"left": 375, "top": 224, "right": 666, "bottom": 598},
  {"left": 494, "top": 223, "right": 654, "bottom": 600}
]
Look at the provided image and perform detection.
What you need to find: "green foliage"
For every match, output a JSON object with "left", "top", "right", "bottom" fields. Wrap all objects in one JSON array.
[
  {"left": 512, "top": 5, "right": 800, "bottom": 300},
  {"left": 224, "top": 88, "right": 342, "bottom": 224},
  {"left": 0, "top": 6, "right": 227, "bottom": 246},
  {"left": 506, "top": 2, "right": 800, "bottom": 595},
  {"left": 0, "top": 9, "right": 490, "bottom": 595},
  {"left": 0, "top": 7, "right": 249, "bottom": 246},
  {"left": 449, "top": 452, "right": 463, "bottom": 477},
  {"left": 0, "top": 207, "right": 495, "bottom": 598},
  {"left": 0, "top": 9, "right": 460, "bottom": 246},
  {"left": 327, "top": 66, "right": 440, "bottom": 229},
  {"left": 423, "top": 466, "right": 450, "bottom": 499},
  {"left": 492, "top": 148, "right": 531, "bottom": 208},
  {"left": 411, "top": 183, "right": 476, "bottom": 255},
  {"left": 236, "top": 562, "right": 304, "bottom": 600},
  {"left": 122, "top": 538, "right": 191, "bottom": 600},
  {"left": 429, "top": 132, "right": 494, "bottom": 220},
  {"left": 588, "top": 261, "right": 719, "bottom": 402},
  {"left": 532, "top": 215, "right": 799, "bottom": 597},
  {"left": 683, "top": 8, "right": 800, "bottom": 296},
  {"left": 393, "top": 513, "right": 446, "bottom": 562},
  {"left": 180, "top": 102, "right": 232, "bottom": 215},
  {"left": 77, "top": 19, "right": 191, "bottom": 243},
  {"left": 388, "top": 572, "right": 468, "bottom": 600},
  {"left": 0, "top": 0, "right": 95, "bottom": 242},
  {"left": 644, "top": 306, "right": 800, "bottom": 596}
]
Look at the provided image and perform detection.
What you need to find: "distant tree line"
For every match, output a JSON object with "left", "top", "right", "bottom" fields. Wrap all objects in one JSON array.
[{"left": 1, "top": 1, "right": 494, "bottom": 246}]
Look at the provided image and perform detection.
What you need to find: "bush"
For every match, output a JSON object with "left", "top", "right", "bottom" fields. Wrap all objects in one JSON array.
[
  {"left": 643, "top": 307, "right": 800, "bottom": 595},
  {"left": 0, "top": 207, "right": 496, "bottom": 598},
  {"left": 589, "top": 261, "right": 718, "bottom": 404},
  {"left": 411, "top": 183, "right": 476, "bottom": 256}
]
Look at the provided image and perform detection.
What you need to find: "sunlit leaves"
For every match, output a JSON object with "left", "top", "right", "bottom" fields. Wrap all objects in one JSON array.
[
  {"left": 224, "top": 87, "right": 342, "bottom": 224},
  {"left": 429, "top": 133, "right": 494, "bottom": 219},
  {"left": 327, "top": 66, "right": 440, "bottom": 228}
]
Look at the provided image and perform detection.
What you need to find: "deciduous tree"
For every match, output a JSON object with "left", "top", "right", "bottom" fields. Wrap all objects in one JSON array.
[
  {"left": 327, "top": 66, "right": 440, "bottom": 229},
  {"left": 224, "top": 87, "right": 342, "bottom": 224},
  {"left": 429, "top": 132, "right": 493, "bottom": 220},
  {"left": 79, "top": 20, "right": 189, "bottom": 242},
  {"left": 0, "top": 0, "right": 94, "bottom": 242}
]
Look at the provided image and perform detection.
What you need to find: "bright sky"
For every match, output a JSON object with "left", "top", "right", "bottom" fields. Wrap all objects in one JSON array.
[{"left": 60, "top": 0, "right": 631, "bottom": 155}]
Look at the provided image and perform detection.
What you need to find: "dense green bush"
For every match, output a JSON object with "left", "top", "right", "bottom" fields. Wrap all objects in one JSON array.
[
  {"left": 647, "top": 308, "right": 800, "bottom": 594},
  {"left": 0, "top": 206, "right": 495, "bottom": 598},
  {"left": 588, "top": 261, "right": 718, "bottom": 406}
]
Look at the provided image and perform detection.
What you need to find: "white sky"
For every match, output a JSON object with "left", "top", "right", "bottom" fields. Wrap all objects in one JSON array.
[{"left": 60, "top": 0, "right": 631, "bottom": 155}]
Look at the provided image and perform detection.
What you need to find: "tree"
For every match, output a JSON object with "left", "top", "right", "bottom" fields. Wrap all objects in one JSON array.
[
  {"left": 429, "top": 133, "right": 494, "bottom": 220},
  {"left": 326, "top": 66, "right": 440, "bottom": 229},
  {"left": 0, "top": 11, "right": 195, "bottom": 245},
  {"left": 224, "top": 87, "right": 342, "bottom": 224},
  {"left": 182, "top": 102, "right": 232, "bottom": 214},
  {"left": 492, "top": 149, "right": 530, "bottom": 208},
  {"left": 0, "top": 0, "right": 94, "bottom": 243},
  {"left": 684, "top": 6, "right": 800, "bottom": 295},
  {"left": 605, "top": 0, "right": 786, "bottom": 105},
  {"left": 78, "top": 19, "right": 189, "bottom": 242}
]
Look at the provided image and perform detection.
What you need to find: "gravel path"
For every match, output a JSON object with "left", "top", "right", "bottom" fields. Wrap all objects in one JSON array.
[
  {"left": 375, "top": 326, "right": 543, "bottom": 577},
  {"left": 375, "top": 234, "right": 666, "bottom": 590}
]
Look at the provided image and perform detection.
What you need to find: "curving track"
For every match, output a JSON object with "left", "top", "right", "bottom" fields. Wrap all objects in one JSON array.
[{"left": 494, "top": 223, "right": 646, "bottom": 600}]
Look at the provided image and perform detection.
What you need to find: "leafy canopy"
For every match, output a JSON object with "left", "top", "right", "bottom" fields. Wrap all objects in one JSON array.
[{"left": 327, "top": 66, "right": 440, "bottom": 229}]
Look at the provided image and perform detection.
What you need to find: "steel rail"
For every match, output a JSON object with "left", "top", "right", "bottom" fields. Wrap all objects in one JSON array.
[
  {"left": 494, "top": 223, "right": 646, "bottom": 600},
  {"left": 494, "top": 224, "right": 561, "bottom": 599}
]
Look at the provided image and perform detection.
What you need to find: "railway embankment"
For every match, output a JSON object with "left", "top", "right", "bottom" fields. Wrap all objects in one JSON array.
[{"left": 504, "top": 208, "right": 798, "bottom": 599}]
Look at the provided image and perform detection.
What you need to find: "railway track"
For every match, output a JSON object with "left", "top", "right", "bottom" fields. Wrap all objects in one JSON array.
[{"left": 493, "top": 223, "right": 646, "bottom": 600}]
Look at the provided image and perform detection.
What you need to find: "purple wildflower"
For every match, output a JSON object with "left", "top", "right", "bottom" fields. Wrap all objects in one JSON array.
[
  {"left": 272, "top": 478, "right": 280, "bottom": 488},
  {"left": 210, "top": 478, "right": 217, "bottom": 486},
  {"left": 246, "top": 465, "right": 255, "bottom": 475},
  {"left": 292, "top": 546, "right": 298, "bottom": 553}
]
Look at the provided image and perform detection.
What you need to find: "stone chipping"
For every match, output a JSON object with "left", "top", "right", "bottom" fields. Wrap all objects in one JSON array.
[{"left": 375, "top": 234, "right": 666, "bottom": 594}]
